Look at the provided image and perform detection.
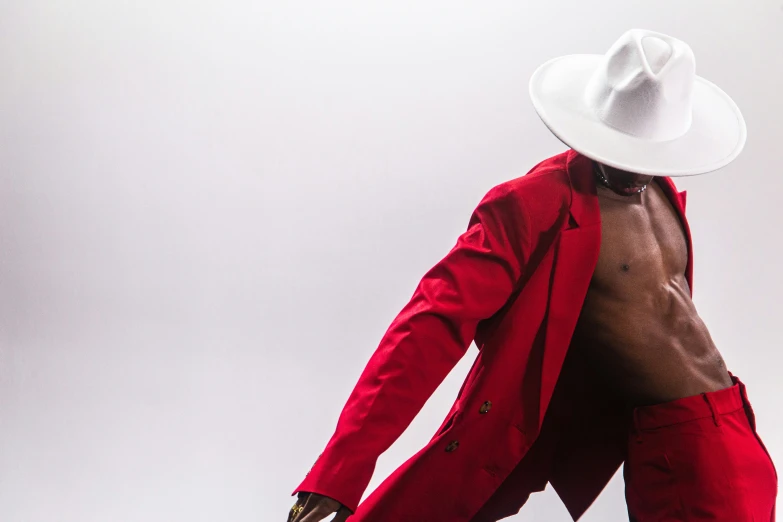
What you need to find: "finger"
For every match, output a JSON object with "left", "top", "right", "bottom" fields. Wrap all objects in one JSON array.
[
  {"left": 287, "top": 503, "right": 303, "bottom": 522},
  {"left": 298, "top": 505, "right": 336, "bottom": 522},
  {"left": 293, "top": 494, "right": 332, "bottom": 522},
  {"left": 288, "top": 493, "right": 309, "bottom": 522}
]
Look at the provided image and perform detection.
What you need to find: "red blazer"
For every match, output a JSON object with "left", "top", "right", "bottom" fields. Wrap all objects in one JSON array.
[{"left": 294, "top": 150, "right": 692, "bottom": 521}]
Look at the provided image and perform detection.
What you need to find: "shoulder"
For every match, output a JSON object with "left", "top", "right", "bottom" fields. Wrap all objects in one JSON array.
[{"left": 478, "top": 151, "right": 572, "bottom": 230}]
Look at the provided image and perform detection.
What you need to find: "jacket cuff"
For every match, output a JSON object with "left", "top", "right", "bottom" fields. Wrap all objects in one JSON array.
[{"left": 290, "top": 451, "right": 375, "bottom": 513}]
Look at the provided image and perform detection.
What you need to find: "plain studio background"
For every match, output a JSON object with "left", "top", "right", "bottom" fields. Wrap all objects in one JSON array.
[{"left": 1, "top": 1, "right": 781, "bottom": 520}]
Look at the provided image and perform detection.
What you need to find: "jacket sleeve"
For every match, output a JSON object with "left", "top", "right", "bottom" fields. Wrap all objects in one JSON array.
[{"left": 292, "top": 183, "right": 533, "bottom": 512}]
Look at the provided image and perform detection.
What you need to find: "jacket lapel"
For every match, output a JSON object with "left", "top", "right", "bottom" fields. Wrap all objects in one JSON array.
[
  {"left": 656, "top": 178, "right": 693, "bottom": 293},
  {"left": 538, "top": 155, "right": 696, "bottom": 423},
  {"left": 539, "top": 152, "right": 602, "bottom": 424}
]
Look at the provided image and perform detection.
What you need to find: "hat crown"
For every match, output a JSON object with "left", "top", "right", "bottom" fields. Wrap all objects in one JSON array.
[{"left": 585, "top": 29, "right": 696, "bottom": 141}]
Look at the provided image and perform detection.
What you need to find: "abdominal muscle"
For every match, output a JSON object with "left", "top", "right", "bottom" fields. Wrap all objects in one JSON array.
[{"left": 571, "top": 274, "right": 733, "bottom": 407}]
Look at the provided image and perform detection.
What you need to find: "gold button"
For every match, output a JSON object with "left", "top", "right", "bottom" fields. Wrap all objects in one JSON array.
[
  {"left": 445, "top": 440, "right": 460, "bottom": 452},
  {"left": 479, "top": 401, "right": 492, "bottom": 414}
]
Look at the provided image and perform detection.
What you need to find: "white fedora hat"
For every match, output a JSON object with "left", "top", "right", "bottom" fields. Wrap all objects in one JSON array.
[{"left": 529, "top": 29, "right": 746, "bottom": 176}]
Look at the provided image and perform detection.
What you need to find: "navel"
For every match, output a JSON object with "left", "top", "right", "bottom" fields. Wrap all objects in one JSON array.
[{"left": 621, "top": 263, "right": 631, "bottom": 272}]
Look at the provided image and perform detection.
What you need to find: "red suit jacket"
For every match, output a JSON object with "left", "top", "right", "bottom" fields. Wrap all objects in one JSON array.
[{"left": 294, "top": 150, "right": 691, "bottom": 521}]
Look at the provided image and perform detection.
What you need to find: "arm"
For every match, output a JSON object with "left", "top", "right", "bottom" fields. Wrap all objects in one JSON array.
[{"left": 292, "top": 183, "right": 533, "bottom": 513}]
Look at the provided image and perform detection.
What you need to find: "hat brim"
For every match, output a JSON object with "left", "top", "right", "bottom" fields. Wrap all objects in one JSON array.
[{"left": 529, "top": 54, "right": 747, "bottom": 176}]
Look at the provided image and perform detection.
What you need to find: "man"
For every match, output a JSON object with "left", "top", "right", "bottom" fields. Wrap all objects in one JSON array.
[{"left": 286, "top": 29, "right": 777, "bottom": 521}]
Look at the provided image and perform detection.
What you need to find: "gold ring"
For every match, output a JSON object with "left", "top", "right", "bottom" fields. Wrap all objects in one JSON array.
[{"left": 290, "top": 504, "right": 304, "bottom": 517}]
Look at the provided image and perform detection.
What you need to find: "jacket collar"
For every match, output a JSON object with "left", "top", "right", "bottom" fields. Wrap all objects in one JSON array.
[{"left": 564, "top": 150, "right": 601, "bottom": 228}]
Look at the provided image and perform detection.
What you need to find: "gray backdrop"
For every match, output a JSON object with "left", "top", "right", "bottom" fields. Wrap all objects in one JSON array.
[{"left": 1, "top": 1, "right": 781, "bottom": 520}]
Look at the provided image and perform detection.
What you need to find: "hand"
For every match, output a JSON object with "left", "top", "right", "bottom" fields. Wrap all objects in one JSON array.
[{"left": 287, "top": 492, "right": 352, "bottom": 522}]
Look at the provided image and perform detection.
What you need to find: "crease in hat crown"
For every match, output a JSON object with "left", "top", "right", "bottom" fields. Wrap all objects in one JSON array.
[{"left": 584, "top": 29, "right": 697, "bottom": 142}]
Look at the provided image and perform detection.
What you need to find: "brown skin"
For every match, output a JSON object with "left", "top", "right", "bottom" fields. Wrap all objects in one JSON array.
[
  {"left": 572, "top": 163, "right": 732, "bottom": 405},
  {"left": 287, "top": 163, "right": 733, "bottom": 519},
  {"left": 288, "top": 492, "right": 350, "bottom": 522}
]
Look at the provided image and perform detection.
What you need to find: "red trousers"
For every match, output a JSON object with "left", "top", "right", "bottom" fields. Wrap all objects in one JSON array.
[{"left": 625, "top": 375, "right": 778, "bottom": 521}]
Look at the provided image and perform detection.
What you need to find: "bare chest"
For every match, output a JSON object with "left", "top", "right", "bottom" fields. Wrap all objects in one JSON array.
[{"left": 592, "top": 182, "right": 688, "bottom": 289}]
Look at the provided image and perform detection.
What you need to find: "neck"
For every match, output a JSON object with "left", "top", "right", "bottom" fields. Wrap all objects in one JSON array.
[{"left": 594, "top": 162, "right": 654, "bottom": 198}]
